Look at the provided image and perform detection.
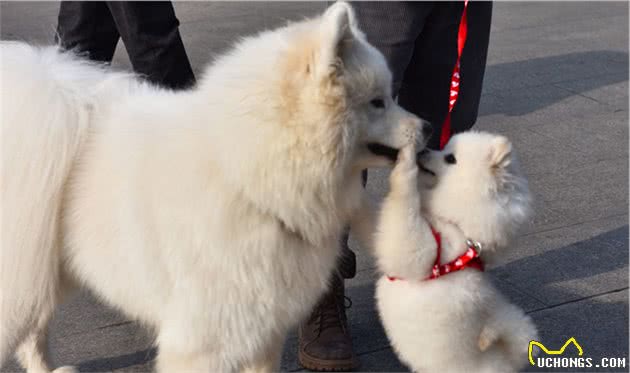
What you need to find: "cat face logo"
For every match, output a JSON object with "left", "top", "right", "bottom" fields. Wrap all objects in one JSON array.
[{"left": 528, "top": 337, "right": 584, "bottom": 366}]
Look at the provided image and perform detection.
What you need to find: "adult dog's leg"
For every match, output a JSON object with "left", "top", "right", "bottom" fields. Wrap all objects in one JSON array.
[
  {"left": 15, "top": 277, "right": 77, "bottom": 373},
  {"left": 15, "top": 313, "right": 53, "bottom": 373},
  {"left": 1, "top": 43, "right": 90, "bottom": 370},
  {"left": 156, "top": 346, "right": 224, "bottom": 373},
  {"left": 156, "top": 322, "right": 230, "bottom": 373},
  {"left": 16, "top": 318, "right": 77, "bottom": 373},
  {"left": 241, "top": 333, "right": 285, "bottom": 373}
]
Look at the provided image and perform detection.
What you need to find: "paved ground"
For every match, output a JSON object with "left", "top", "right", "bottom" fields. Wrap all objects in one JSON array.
[{"left": 1, "top": 2, "right": 628, "bottom": 372}]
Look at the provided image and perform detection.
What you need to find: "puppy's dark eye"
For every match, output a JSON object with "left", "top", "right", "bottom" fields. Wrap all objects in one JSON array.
[
  {"left": 370, "top": 98, "right": 385, "bottom": 109},
  {"left": 444, "top": 154, "right": 457, "bottom": 164}
]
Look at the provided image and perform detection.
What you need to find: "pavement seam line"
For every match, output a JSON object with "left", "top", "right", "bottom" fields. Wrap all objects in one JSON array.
[
  {"left": 96, "top": 320, "right": 134, "bottom": 330},
  {"left": 482, "top": 70, "right": 628, "bottom": 96},
  {"left": 526, "top": 156, "right": 629, "bottom": 178},
  {"left": 524, "top": 127, "right": 589, "bottom": 154},
  {"left": 492, "top": 12, "right": 627, "bottom": 33},
  {"left": 526, "top": 286, "right": 629, "bottom": 315},
  {"left": 496, "top": 276, "right": 549, "bottom": 307},
  {"left": 550, "top": 82, "right": 604, "bottom": 104},
  {"left": 520, "top": 212, "right": 628, "bottom": 238}
]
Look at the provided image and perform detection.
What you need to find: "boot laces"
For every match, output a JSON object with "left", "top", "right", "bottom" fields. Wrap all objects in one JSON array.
[{"left": 309, "top": 291, "right": 352, "bottom": 335}]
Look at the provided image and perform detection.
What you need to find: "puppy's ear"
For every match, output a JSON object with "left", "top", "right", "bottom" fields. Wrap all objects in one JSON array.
[
  {"left": 316, "top": 2, "right": 356, "bottom": 77},
  {"left": 489, "top": 136, "right": 513, "bottom": 170}
]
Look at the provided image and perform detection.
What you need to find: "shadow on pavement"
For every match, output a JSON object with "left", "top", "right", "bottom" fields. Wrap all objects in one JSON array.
[{"left": 480, "top": 50, "right": 629, "bottom": 117}]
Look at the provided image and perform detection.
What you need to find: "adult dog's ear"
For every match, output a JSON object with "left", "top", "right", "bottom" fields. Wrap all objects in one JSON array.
[
  {"left": 489, "top": 136, "right": 513, "bottom": 170},
  {"left": 316, "top": 2, "right": 356, "bottom": 77}
]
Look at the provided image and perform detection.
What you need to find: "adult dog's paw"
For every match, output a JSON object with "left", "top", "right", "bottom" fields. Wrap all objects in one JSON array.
[{"left": 53, "top": 366, "right": 79, "bottom": 373}]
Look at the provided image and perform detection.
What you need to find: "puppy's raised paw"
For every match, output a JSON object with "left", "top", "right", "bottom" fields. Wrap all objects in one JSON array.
[{"left": 389, "top": 143, "right": 418, "bottom": 194}]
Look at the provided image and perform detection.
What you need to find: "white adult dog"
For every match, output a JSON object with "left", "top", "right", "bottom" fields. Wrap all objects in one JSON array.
[
  {"left": 0, "top": 3, "right": 428, "bottom": 372},
  {"left": 373, "top": 132, "right": 538, "bottom": 372}
]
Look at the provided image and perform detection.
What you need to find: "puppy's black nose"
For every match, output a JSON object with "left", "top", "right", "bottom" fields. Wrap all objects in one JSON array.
[{"left": 421, "top": 120, "right": 433, "bottom": 138}]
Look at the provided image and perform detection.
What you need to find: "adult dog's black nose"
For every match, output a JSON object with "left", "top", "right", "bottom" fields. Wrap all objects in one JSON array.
[
  {"left": 421, "top": 120, "right": 433, "bottom": 139},
  {"left": 416, "top": 148, "right": 430, "bottom": 164}
]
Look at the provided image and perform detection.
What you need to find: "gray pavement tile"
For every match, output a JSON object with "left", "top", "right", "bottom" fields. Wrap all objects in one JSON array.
[
  {"left": 522, "top": 102, "right": 628, "bottom": 160},
  {"left": 487, "top": 3, "right": 627, "bottom": 67},
  {"left": 488, "top": 274, "right": 549, "bottom": 313},
  {"left": 554, "top": 76, "right": 628, "bottom": 112},
  {"left": 525, "top": 290, "right": 629, "bottom": 372},
  {"left": 490, "top": 2, "right": 628, "bottom": 35},
  {"left": 478, "top": 81, "right": 623, "bottom": 120},
  {"left": 496, "top": 212, "right": 628, "bottom": 267},
  {"left": 482, "top": 52, "right": 629, "bottom": 96},
  {"left": 553, "top": 73, "right": 629, "bottom": 111},
  {"left": 492, "top": 218, "right": 629, "bottom": 307},
  {"left": 174, "top": 2, "right": 324, "bottom": 26},
  {"left": 353, "top": 348, "right": 407, "bottom": 372},
  {"left": 538, "top": 152, "right": 625, "bottom": 191},
  {"left": 0, "top": 2, "right": 58, "bottom": 42},
  {"left": 525, "top": 156, "right": 628, "bottom": 227}
]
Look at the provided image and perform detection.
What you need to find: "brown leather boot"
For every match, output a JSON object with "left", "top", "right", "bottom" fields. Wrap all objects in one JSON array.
[{"left": 298, "top": 273, "right": 358, "bottom": 371}]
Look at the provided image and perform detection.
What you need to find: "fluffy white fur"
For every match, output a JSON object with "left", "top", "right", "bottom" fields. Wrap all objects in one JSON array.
[
  {"left": 372, "top": 132, "right": 538, "bottom": 373},
  {"left": 0, "top": 3, "right": 424, "bottom": 372}
]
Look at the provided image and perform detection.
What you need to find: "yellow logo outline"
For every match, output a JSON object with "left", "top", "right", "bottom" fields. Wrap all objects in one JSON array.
[{"left": 528, "top": 337, "right": 584, "bottom": 366}]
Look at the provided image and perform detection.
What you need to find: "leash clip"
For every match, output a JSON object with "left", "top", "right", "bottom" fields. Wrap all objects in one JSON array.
[{"left": 466, "top": 239, "right": 482, "bottom": 253}]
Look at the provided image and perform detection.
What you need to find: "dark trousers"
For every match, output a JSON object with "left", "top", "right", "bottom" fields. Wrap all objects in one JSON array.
[
  {"left": 56, "top": 1, "right": 196, "bottom": 90},
  {"left": 340, "top": 2, "right": 492, "bottom": 277}
]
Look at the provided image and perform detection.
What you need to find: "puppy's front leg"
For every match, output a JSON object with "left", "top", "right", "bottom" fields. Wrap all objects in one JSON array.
[{"left": 375, "top": 144, "right": 436, "bottom": 279}]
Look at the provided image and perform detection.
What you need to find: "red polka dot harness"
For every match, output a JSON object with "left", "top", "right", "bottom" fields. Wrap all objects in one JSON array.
[{"left": 386, "top": 226, "right": 484, "bottom": 282}]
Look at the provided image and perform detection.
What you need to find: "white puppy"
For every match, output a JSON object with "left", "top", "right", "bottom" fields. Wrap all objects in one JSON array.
[
  {"left": 0, "top": 3, "right": 427, "bottom": 372},
  {"left": 373, "top": 132, "right": 538, "bottom": 373}
]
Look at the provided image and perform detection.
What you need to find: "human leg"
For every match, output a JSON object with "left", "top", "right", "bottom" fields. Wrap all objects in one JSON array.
[
  {"left": 56, "top": 1, "right": 120, "bottom": 63},
  {"left": 106, "top": 1, "right": 196, "bottom": 89}
]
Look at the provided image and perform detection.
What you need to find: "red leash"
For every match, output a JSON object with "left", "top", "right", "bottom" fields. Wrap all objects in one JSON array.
[
  {"left": 387, "top": 2, "right": 475, "bottom": 282},
  {"left": 439, "top": 0, "right": 469, "bottom": 150}
]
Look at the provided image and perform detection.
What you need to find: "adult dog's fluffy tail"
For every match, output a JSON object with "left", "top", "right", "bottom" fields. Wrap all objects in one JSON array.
[{"left": 0, "top": 43, "right": 96, "bottom": 367}]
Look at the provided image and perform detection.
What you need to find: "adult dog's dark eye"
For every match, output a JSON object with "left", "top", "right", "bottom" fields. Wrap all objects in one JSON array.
[
  {"left": 444, "top": 154, "right": 457, "bottom": 164},
  {"left": 370, "top": 98, "right": 385, "bottom": 109}
]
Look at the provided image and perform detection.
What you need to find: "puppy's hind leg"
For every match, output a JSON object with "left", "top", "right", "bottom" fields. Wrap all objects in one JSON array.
[{"left": 478, "top": 300, "right": 538, "bottom": 367}]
